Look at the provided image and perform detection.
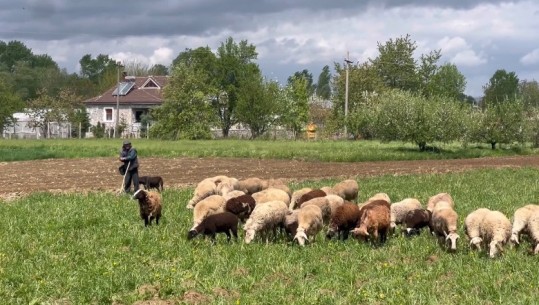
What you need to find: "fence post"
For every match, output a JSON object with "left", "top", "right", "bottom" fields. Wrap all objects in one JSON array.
[
  {"left": 147, "top": 123, "right": 149, "bottom": 139},
  {"left": 79, "top": 122, "right": 82, "bottom": 139}
]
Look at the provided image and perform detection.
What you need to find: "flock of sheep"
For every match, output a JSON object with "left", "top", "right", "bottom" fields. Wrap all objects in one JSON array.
[{"left": 131, "top": 175, "right": 539, "bottom": 257}]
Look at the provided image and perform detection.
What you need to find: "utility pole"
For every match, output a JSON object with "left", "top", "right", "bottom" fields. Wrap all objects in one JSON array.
[
  {"left": 344, "top": 52, "right": 353, "bottom": 139},
  {"left": 114, "top": 62, "right": 122, "bottom": 138}
]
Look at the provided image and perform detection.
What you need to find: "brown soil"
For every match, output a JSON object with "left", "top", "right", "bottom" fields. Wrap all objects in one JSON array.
[{"left": 1, "top": 155, "right": 539, "bottom": 200}]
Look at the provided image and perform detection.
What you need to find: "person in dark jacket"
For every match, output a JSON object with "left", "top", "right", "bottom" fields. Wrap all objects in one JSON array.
[{"left": 119, "top": 140, "right": 139, "bottom": 194}]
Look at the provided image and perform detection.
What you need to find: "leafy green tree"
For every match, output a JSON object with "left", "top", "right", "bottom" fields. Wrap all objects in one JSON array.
[
  {"left": 316, "top": 65, "right": 332, "bottom": 100},
  {"left": 288, "top": 69, "right": 315, "bottom": 97},
  {"left": 519, "top": 80, "right": 539, "bottom": 109},
  {"left": 482, "top": 69, "right": 520, "bottom": 106},
  {"left": 0, "top": 40, "right": 34, "bottom": 72},
  {"left": 418, "top": 49, "right": 442, "bottom": 92},
  {"left": 149, "top": 64, "right": 168, "bottom": 76},
  {"left": 425, "top": 63, "right": 467, "bottom": 100},
  {"left": 79, "top": 54, "right": 118, "bottom": 84},
  {"left": 0, "top": 78, "right": 24, "bottom": 133},
  {"left": 150, "top": 63, "right": 214, "bottom": 140},
  {"left": 370, "top": 34, "right": 420, "bottom": 92},
  {"left": 281, "top": 75, "right": 310, "bottom": 138},
  {"left": 236, "top": 78, "right": 280, "bottom": 139}
]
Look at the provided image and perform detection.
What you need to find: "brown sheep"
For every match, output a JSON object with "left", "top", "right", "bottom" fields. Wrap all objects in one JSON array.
[
  {"left": 224, "top": 194, "right": 256, "bottom": 222},
  {"left": 297, "top": 189, "right": 327, "bottom": 208},
  {"left": 133, "top": 189, "right": 162, "bottom": 227},
  {"left": 351, "top": 199, "right": 391, "bottom": 245},
  {"left": 326, "top": 202, "right": 361, "bottom": 241}
]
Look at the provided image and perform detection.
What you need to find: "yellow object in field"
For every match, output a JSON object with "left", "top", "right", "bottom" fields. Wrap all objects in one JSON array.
[{"left": 306, "top": 122, "right": 317, "bottom": 140}]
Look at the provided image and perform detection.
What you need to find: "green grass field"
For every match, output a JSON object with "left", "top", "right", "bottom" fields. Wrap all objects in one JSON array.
[
  {"left": 0, "top": 138, "right": 536, "bottom": 162},
  {"left": 2, "top": 168, "right": 539, "bottom": 304}
]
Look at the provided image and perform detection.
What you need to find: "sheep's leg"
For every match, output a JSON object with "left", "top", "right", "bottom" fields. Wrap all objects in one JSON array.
[
  {"left": 380, "top": 228, "right": 388, "bottom": 244},
  {"left": 155, "top": 216, "right": 160, "bottom": 225},
  {"left": 342, "top": 230, "right": 349, "bottom": 241},
  {"left": 144, "top": 217, "right": 149, "bottom": 227},
  {"left": 231, "top": 227, "right": 238, "bottom": 241},
  {"left": 225, "top": 230, "right": 231, "bottom": 242}
]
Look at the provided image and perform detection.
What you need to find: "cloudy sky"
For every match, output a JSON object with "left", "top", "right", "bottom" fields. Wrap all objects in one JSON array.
[{"left": 1, "top": 0, "right": 538, "bottom": 97}]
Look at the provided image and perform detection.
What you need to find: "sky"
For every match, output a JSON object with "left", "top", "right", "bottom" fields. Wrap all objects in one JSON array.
[{"left": 1, "top": 0, "right": 538, "bottom": 97}]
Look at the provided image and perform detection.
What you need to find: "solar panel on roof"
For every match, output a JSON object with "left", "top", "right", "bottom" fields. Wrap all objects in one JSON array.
[{"left": 112, "top": 82, "right": 135, "bottom": 96}]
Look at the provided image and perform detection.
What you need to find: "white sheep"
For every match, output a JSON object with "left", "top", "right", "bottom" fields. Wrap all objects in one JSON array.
[
  {"left": 390, "top": 198, "right": 422, "bottom": 232},
  {"left": 289, "top": 187, "right": 313, "bottom": 210},
  {"left": 294, "top": 205, "right": 324, "bottom": 246},
  {"left": 252, "top": 188, "right": 291, "bottom": 206},
  {"left": 427, "top": 192, "right": 454, "bottom": 212},
  {"left": 186, "top": 177, "right": 217, "bottom": 209},
  {"left": 216, "top": 177, "right": 239, "bottom": 196},
  {"left": 244, "top": 200, "right": 289, "bottom": 244},
  {"left": 366, "top": 192, "right": 391, "bottom": 204},
  {"left": 267, "top": 178, "right": 292, "bottom": 197},
  {"left": 430, "top": 201, "right": 459, "bottom": 251},
  {"left": 326, "top": 194, "right": 345, "bottom": 218},
  {"left": 510, "top": 204, "right": 539, "bottom": 245},
  {"left": 331, "top": 179, "right": 359, "bottom": 202},
  {"left": 526, "top": 212, "right": 539, "bottom": 254},
  {"left": 222, "top": 190, "right": 246, "bottom": 201},
  {"left": 237, "top": 177, "right": 268, "bottom": 194},
  {"left": 301, "top": 197, "right": 332, "bottom": 224},
  {"left": 464, "top": 208, "right": 491, "bottom": 250},
  {"left": 190, "top": 194, "right": 227, "bottom": 231},
  {"left": 479, "top": 210, "right": 512, "bottom": 258}
]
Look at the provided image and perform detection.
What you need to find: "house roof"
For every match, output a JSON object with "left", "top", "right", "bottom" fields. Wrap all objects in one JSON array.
[{"left": 83, "top": 75, "right": 169, "bottom": 106}]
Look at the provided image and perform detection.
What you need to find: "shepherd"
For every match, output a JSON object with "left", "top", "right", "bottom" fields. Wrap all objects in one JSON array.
[{"left": 119, "top": 140, "right": 139, "bottom": 194}]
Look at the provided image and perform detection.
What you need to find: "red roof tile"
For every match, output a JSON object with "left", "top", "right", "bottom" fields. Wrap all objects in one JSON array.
[{"left": 83, "top": 76, "right": 169, "bottom": 105}]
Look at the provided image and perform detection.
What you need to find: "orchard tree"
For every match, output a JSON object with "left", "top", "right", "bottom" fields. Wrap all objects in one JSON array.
[
  {"left": 281, "top": 75, "right": 310, "bottom": 138},
  {"left": 0, "top": 79, "right": 24, "bottom": 133},
  {"left": 474, "top": 98, "right": 526, "bottom": 149},
  {"left": 425, "top": 63, "right": 467, "bottom": 100},
  {"left": 519, "top": 80, "right": 539, "bottom": 109},
  {"left": 316, "top": 65, "right": 332, "bottom": 100},
  {"left": 482, "top": 69, "right": 520, "bottom": 106},
  {"left": 150, "top": 63, "right": 215, "bottom": 140}
]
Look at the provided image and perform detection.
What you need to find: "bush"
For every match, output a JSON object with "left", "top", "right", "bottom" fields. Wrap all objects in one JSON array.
[{"left": 91, "top": 122, "right": 106, "bottom": 138}]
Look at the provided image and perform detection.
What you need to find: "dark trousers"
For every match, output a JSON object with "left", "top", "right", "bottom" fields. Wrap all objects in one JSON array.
[{"left": 124, "top": 168, "right": 139, "bottom": 193}]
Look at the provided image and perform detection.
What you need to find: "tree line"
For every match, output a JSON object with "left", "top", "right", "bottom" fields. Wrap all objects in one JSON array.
[{"left": 1, "top": 35, "right": 539, "bottom": 150}]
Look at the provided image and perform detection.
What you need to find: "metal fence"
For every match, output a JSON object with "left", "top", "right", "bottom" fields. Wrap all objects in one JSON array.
[{"left": 2, "top": 121, "right": 72, "bottom": 139}]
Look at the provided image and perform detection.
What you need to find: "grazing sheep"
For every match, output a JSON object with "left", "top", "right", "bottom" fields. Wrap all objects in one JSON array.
[
  {"left": 525, "top": 212, "right": 539, "bottom": 254},
  {"left": 366, "top": 193, "right": 391, "bottom": 204},
  {"left": 427, "top": 192, "right": 454, "bottom": 212},
  {"left": 244, "top": 200, "right": 289, "bottom": 244},
  {"left": 191, "top": 195, "right": 227, "bottom": 231},
  {"left": 284, "top": 209, "right": 300, "bottom": 239},
  {"left": 301, "top": 197, "right": 332, "bottom": 224},
  {"left": 222, "top": 190, "right": 246, "bottom": 201},
  {"left": 479, "top": 210, "right": 512, "bottom": 258},
  {"left": 186, "top": 177, "right": 219, "bottom": 209},
  {"left": 294, "top": 205, "right": 324, "bottom": 246},
  {"left": 326, "top": 194, "right": 345, "bottom": 218},
  {"left": 138, "top": 176, "right": 164, "bottom": 192},
  {"left": 326, "top": 202, "right": 361, "bottom": 241},
  {"left": 330, "top": 179, "right": 359, "bottom": 202},
  {"left": 351, "top": 199, "right": 391, "bottom": 245},
  {"left": 290, "top": 188, "right": 313, "bottom": 210},
  {"left": 390, "top": 198, "right": 422, "bottom": 232},
  {"left": 187, "top": 212, "right": 239, "bottom": 243},
  {"left": 402, "top": 208, "right": 432, "bottom": 236},
  {"left": 132, "top": 189, "right": 162, "bottom": 227},
  {"left": 510, "top": 204, "right": 539, "bottom": 245},
  {"left": 225, "top": 194, "right": 256, "bottom": 222},
  {"left": 464, "top": 208, "right": 491, "bottom": 250},
  {"left": 252, "top": 188, "right": 291, "bottom": 206},
  {"left": 237, "top": 177, "right": 268, "bottom": 195},
  {"left": 297, "top": 189, "right": 327, "bottom": 208},
  {"left": 430, "top": 201, "right": 459, "bottom": 251},
  {"left": 216, "top": 177, "right": 240, "bottom": 196},
  {"left": 267, "top": 179, "right": 292, "bottom": 197}
]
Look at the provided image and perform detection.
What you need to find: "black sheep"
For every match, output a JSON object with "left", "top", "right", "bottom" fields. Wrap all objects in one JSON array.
[
  {"left": 187, "top": 212, "right": 239, "bottom": 243},
  {"left": 403, "top": 208, "right": 432, "bottom": 236},
  {"left": 224, "top": 194, "right": 256, "bottom": 222},
  {"left": 138, "top": 176, "right": 164, "bottom": 192}
]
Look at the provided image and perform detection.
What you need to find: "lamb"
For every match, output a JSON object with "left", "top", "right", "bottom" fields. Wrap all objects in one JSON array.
[
  {"left": 402, "top": 208, "right": 432, "bottom": 236},
  {"left": 289, "top": 187, "right": 313, "bottom": 210},
  {"left": 326, "top": 202, "right": 361, "bottom": 241},
  {"left": 351, "top": 199, "right": 391, "bottom": 245},
  {"left": 252, "top": 188, "right": 291, "bottom": 206},
  {"left": 138, "top": 176, "right": 164, "bottom": 192},
  {"left": 478, "top": 210, "right": 512, "bottom": 258},
  {"left": 294, "top": 205, "right": 324, "bottom": 246},
  {"left": 301, "top": 197, "right": 332, "bottom": 224},
  {"left": 244, "top": 200, "right": 289, "bottom": 244},
  {"left": 427, "top": 192, "right": 454, "bottom": 212},
  {"left": 390, "top": 198, "right": 422, "bottom": 232},
  {"left": 429, "top": 201, "right": 459, "bottom": 251},
  {"left": 296, "top": 189, "right": 327, "bottom": 208},
  {"left": 187, "top": 212, "right": 239, "bottom": 243},
  {"left": 464, "top": 208, "right": 492, "bottom": 250},
  {"left": 132, "top": 189, "right": 162, "bottom": 227},
  {"left": 510, "top": 204, "right": 539, "bottom": 245},
  {"left": 190, "top": 194, "right": 227, "bottom": 231},
  {"left": 328, "top": 179, "right": 359, "bottom": 202},
  {"left": 224, "top": 194, "right": 256, "bottom": 222}
]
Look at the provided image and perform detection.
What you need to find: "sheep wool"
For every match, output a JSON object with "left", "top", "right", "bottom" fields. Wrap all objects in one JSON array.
[
  {"left": 133, "top": 189, "right": 162, "bottom": 227},
  {"left": 479, "top": 210, "right": 512, "bottom": 258},
  {"left": 331, "top": 179, "right": 359, "bottom": 202},
  {"left": 244, "top": 200, "right": 289, "bottom": 244},
  {"left": 301, "top": 197, "right": 332, "bottom": 224},
  {"left": 191, "top": 194, "right": 227, "bottom": 231},
  {"left": 187, "top": 212, "right": 239, "bottom": 243},
  {"left": 326, "top": 202, "right": 361, "bottom": 241},
  {"left": 526, "top": 212, "right": 539, "bottom": 255},
  {"left": 290, "top": 188, "right": 313, "bottom": 210},
  {"left": 427, "top": 192, "right": 454, "bottom": 212},
  {"left": 351, "top": 199, "right": 391, "bottom": 244},
  {"left": 186, "top": 177, "right": 218, "bottom": 209},
  {"left": 464, "top": 208, "right": 491, "bottom": 250},
  {"left": 430, "top": 202, "right": 459, "bottom": 251},
  {"left": 510, "top": 204, "right": 539, "bottom": 245},
  {"left": 390, "top": 198, "right": 422, "bottom": 231},
  {"left": 294, "top": 205, "right": 323, "bottom": 246},
  {"left": 252, "top": 188, "right": 291, "bottom": 206},
  {"left": 237, "top": 177, "right": 268, "bottom": 195}
]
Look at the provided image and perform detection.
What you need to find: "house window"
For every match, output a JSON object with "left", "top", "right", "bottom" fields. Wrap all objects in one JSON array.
[
  {"left": 104, "top": 108, "right": 114, "bottom": 122},
  {"left": 134, "top": 110, "right": 146, "bottom": 123}
]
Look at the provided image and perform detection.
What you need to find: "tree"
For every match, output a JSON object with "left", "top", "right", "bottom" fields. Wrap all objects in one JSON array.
[
  {"left": 236, "top": 78, "right": 280, "bottom": 139},
  {"left": 425, "top": 63, "right": 467, "bottom": 100},
  {"left": 0, "top": 78, "right": 24, "bottom": 133},
  {"left": 288, "top": 69, "right": 315, "bottom": 97},
  {"left": 0, "top": 40, "right": 34, "bottom": 72},
  {"left": 281, "top": 75, "right": 310, "bottom": 138},
  {"left": 418, "top": 49, "right": 442, "bottom": 93},
  {"left": 482, "top": 69, "right": 520, "bottom": 106},
  {"left": 315, "top": 65, "right": 332, "bottom": 100},
  {"left": 79, "top": 54, "right": 118, "bottom": 84},
  {"left": 519, "top": 80, "right": 539, "bottom": 109},
  {"left": 370, "top": 34, "right": 420, "bottom": 92},
  {"left": 150, "top": 63, "right": 215, "bottom": 139},
  {"left": 149, "top": 64, "right": 168, "bottom": 76}
]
